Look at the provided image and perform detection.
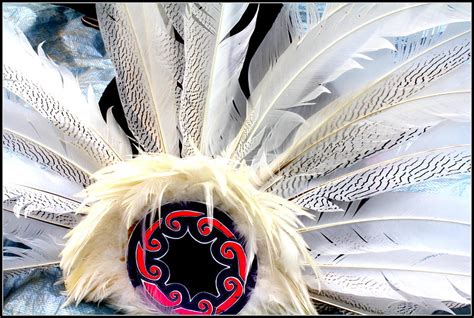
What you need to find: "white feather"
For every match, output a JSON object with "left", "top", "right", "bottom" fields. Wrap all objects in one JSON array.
[
  {"left": 300, "top": 189, "right": 470, "bottom": 312},
  {"left": 96, "top": 3, "right": 182, "bottom": 155},
  {"left": 3, "top": 22, "right": 131, "bottom": 167},
  {"left": 259, "top": 22, "right": 471, "bottom": 192},
  {"left": 180, "top": 4, "right": 259, "bottom": 157},
  {"left": 3, "top": 209, "right": 68, "bottom": 271},
  {"left": 268, "top": 69, "right": 471, "bottom": 198},
  {"left": 292, "top": 144, "right": 471, "bottom": 211},
  {"left": 202, "top": 4, "right": 259, "bottom": 157},
  {"left": 3, "top": 89, "right": 101, "bottom": 173},
  {"left": 3, "top": 129, "right": 93, "bottom": 187},
  {"left": 2, "top": 149, "right": 84, "bottom": 199},
  {"left": 231, "top": 3, "right": 470, "bottom": 161},
  {"left": 3, "top": 183, "right": 82, "bottom": 228}
]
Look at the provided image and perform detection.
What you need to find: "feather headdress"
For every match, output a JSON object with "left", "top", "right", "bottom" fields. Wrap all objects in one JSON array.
[{"left": 3, "top": 2, "right": 471, "bottom": 315}]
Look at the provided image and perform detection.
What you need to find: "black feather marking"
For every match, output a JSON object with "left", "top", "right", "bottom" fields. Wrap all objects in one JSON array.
[
  {"left": 239, "top": 4, "right": 283, "bottom": 98},
  {"left": 383, "top": 233, "right": 398, "bottom": 245},
  {"left": 333, "top": 254, "right": 345, "bottom": 263},
  {"left": 343, "top": 201, "right": 353, "bottom": 217},
  {"left": 316, "top": 211, "right": 324, "bottom": 223},
  {"left": 3, "top": 238, "right": 31, "bottom": 251},
  {"left": 352, "top": 228, "right": 368, "bottom": 243},
  {"left": 232, "top": 100, "right": 241, "bottom": 117},
  {"left": 320, "top": 232, "right": 335, "bottom": 244},
  {"left": 352, "top": 198, "right": 370, "bottom": 218},
  {"left": 174, "top": 28, "right": 184, "bottom": 44},
  {"left": 99, "top": 77, "right": 139, "bottom": 155}
]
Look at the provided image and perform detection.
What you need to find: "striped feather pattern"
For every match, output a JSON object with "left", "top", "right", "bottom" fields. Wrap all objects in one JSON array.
[
  {"left": 161, "top": 3, "right": 185, "bottom": 38},
  {"left": 3, "top": 130, "right": 92, "bottom": 187},
  {"left": 97, "top": 3, "right": 182, "bottom": 155},
  {"left": 300, "top": 190, "right": 470, "bottom": 314},
  {"left": 179, "top": 3, "right": 221, "bottom": 156},
  {"left": 263, "top": 29, "right": 471, "bottom": 197},
  {"left": 3, "top": 184, "right": 82, "bottom": 228},
  {"left": 308, "top": 33, "right": 471, "bottom": 144},
  {"left": 292, "top": 145, "right": 471, "bottom": 211},
  {"left": 230, "top": 3, "right": 470, "bottom": 163},
  {"left": 3, "top": 67, "right": 121, "bottom": 167},
  {"left": 2, "top": 3, "right": 471, "bottom": 315},
  {"left": 268, "top": 126, "right": 429, "bottom": 198}
]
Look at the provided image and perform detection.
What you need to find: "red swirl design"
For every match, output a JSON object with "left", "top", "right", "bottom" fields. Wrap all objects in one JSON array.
[
  {"left": 168, "top": 290, "right": 183, "bottom": 304},
  {"left": 136, "top": 243, "right": 161, "bottom": 280},
  {"left": 197, "top": 217, "right": 236, "bottom": 238},
  {"left": 198, "top": 299, "right": 213, "bottom": 313},
  {"left": 220, "top": 241, "right": 247, "bottom": 281},
  {"left": 144, "top": 220, "right": 162, "bottom": 252},
  {"left": 215, "top": 277, "right": 244, "bottom": 314},
  {"left": 129, "top": 204, "right": 255, "bottom": 315},
  {"left": 165, "top": 210, "right": 204, "bottom": 231},
  {"left": 174, "top": 300, "right": 214, "bottom": 315}
]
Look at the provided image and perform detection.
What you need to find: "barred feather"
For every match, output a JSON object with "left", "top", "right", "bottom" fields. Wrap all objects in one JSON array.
[
  {"left": 97, "top": 3, "right": 182, "bottom": 155},
  {"left": 3, "top": 23, "right": 130, "bottom": 167},
  {"left": 276, "top": 26, "right": 471, "bottom": 172},
  {"left": 300, "top": 190, "right": 470, "bottom": 314},
  {"left": 3, "top": 184, "right": 82, "bottom": 228},
  {"left": 179, "top": 4, "right": 260, "bottom": 157},
  {"left": 3, "top": 129, "right": 92, "bottom": 187},
  {"left": 3, "top": 89, "right": 102, "bottom": 173},
  {"left": 179, "top": 3, "right": 222, "bottom": 156},
  {"left": 2, "top": 3, "right": 471, "bottom": 315},
  {"left": 292, "top": 145, "right": 471, "bottom": 211},
  {"left": 267, "top": 73, "right": 471, "bottom": 197},
  {"left": 257, "top": 26, "right": 471, "bottom": 196},
  {"left": 161, "top": 2, "right": 185, "bottom": 38}
]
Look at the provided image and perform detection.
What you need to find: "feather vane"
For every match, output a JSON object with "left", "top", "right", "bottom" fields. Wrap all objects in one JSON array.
[{"left": 97, "top": 3, "right": 182, "bottom": 155}]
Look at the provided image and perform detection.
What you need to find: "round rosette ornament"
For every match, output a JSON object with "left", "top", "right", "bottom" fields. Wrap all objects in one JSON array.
[
  {"left": 60, "top": 155, "right": 318, "bottom": 314},
  {"left": 127, "top": 202, "right": 258, "bottom": 314}
]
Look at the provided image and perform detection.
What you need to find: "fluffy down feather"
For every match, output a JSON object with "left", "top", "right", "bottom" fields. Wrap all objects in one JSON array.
[{"left": 60, "top": 155, "right": 318, "bottom": 314}]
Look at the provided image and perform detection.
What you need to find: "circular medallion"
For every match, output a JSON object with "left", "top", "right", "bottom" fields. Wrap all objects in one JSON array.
[{"left": 127, "top": 202, "right": 258, "bottom": 315}]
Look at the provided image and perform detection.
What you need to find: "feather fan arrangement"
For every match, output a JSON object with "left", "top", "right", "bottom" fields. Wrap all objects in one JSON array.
[{"left": 2, "top": 2, "right": 472, "bottom": 315}]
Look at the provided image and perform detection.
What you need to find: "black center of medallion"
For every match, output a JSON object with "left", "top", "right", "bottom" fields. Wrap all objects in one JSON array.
[
  {"left": 160, "top": 232, "right": 226, "bottom": 298},
  {"left": 127, "top": 202, "right": 258, "bottom": 315}
]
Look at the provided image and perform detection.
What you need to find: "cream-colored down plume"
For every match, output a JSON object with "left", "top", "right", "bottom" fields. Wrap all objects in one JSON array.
[{"left": 60, "top": 154, "right": 319, "bottom": 314}]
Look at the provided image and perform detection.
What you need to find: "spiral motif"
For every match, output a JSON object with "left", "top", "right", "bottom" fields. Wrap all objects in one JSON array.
[{"left": 127, "top": 202, "right": 258, "bottom": 315}]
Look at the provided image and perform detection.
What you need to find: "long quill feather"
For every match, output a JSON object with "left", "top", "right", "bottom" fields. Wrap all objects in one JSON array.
[
  {"left": 97, "top": 3, "right": 182, "bottom": 155},
  {"left": 3, "top": 23, "right": 131, "bottom": 167},
  {"left": 230, "top": 3, "right": 470, "bottom": 162}
]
